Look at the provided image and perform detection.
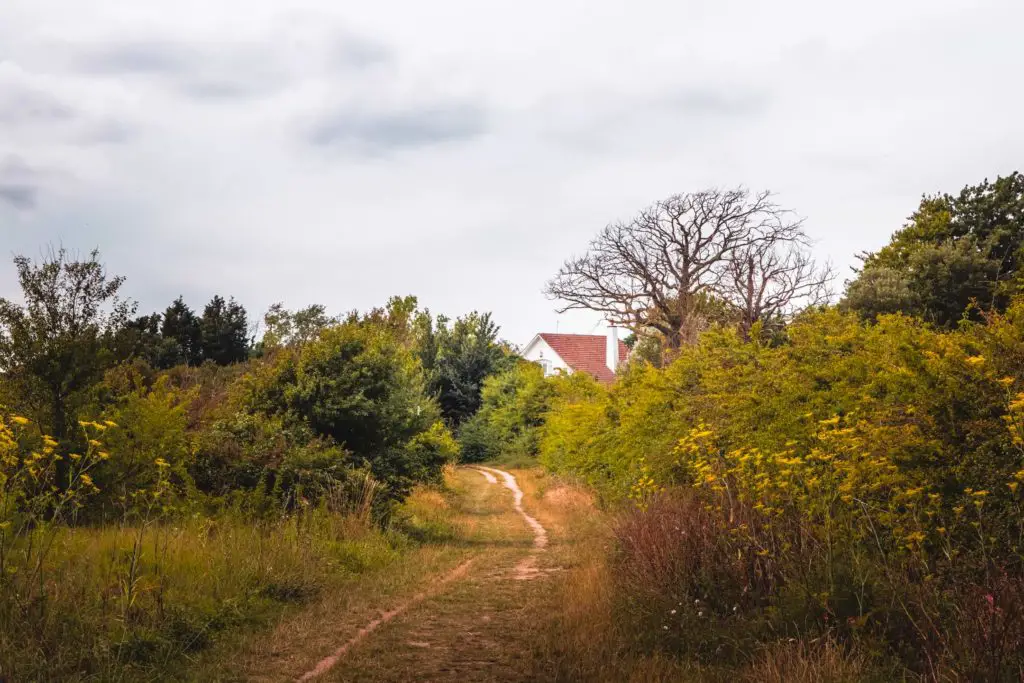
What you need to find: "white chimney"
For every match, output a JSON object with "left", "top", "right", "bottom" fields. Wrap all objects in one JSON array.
[{"left": 606, "top": 326, "right": 619, "bottom": 372}]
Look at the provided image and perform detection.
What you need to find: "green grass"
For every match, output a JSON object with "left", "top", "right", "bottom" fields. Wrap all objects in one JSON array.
[
  {"left": 0, "top": 498, "right": 457, "bottom": 682},
  {"left": 480, "top": 451, "right": 540, "bottom": 470}
]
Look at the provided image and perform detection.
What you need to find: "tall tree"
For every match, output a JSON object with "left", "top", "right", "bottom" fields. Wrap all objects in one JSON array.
[
  {"left": 161, "top": 296, "right": 202, "bottom": 366},
  {"left": 109, "top": 312, "right": 177, "bottom": 367},
  {"left": 0, "top": 248, "right": 132, "bottom": 442},
  {"left": 546, "top": 188, "right": 821, "bottom": 347},
  {"left": 430, "top": 312, "right": 513, "bottom": 426},
  {"left": 722, "top": 235, "right": 833, "bottom": 340},
  {"left": 199, "top": 296, "right": 249, "bottom": 365},
  {"left": 845, "top": 172, "right": 1024, "bottom": 326},
  {"left": 261, "top": 303, "right": 336, "bottom": 349}
]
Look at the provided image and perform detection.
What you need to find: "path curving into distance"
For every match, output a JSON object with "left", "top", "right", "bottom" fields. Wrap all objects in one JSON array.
[
  {"left": 297, "top": 559, "right": 474, "bottom": 681},
  {"left": 296, "top": 466, "right": 550, "bottom": 681},
  {"left": 474, "top": 467, "right": 548, "bottom": 579}
]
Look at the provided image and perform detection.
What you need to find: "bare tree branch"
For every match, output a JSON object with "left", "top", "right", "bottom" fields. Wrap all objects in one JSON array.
[
  {"left": 720, "top": 235, "right": 835, "bottom": 340},
  {"left": 545, "top": 188, "right": 822, "bottom": 347}
]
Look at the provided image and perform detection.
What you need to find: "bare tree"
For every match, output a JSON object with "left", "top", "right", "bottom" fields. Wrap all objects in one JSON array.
[
  {"left": 721, "top": 235, "right": 834, "bottom": 341},
  {"left": 546, "top": 188, "right": 809, "bottom": 347}
]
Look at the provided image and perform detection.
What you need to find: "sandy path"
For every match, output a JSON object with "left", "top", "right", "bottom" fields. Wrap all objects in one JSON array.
[
  {"left": 296, "top": 559, "right": 474, "bottom": 681},
  {"left": 475, "top": 467, "right": 548, "bottom": 551},
  {"left": 474, "top": 467, "right": 548, "bottom": 579},
  {"left": 296, "top": 467, "right": 548, "bottom": 681},
  {"left": 473, "top": 468, "right": 498, "bottom": 484}
]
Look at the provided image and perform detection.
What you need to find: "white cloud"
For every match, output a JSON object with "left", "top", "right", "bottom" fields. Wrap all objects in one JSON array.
[{"left": 0, "top": 0, "right": 1021, "bottom": 345}]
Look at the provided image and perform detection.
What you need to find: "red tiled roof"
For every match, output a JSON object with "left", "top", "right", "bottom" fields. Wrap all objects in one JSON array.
[{"left": 538, "top": 333, "right": 628, "bottom": 384}]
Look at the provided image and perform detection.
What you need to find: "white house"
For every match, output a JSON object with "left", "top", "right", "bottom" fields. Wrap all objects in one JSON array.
[{"left": 521, "top": 328, "right": 627, "bottom": 384}]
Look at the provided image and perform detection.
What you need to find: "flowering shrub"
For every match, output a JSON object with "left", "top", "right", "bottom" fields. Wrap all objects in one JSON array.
[
  {"left": 540, "top": 303, "right": 1024, "bottom": 678},
  {"left": 1, "top": 414, "right": 109, "bottom": 621}
]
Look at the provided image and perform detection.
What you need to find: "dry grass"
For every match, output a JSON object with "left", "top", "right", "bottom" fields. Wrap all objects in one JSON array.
[
  {"left": 0, "top": 486, "right": 463, "bottom": 681},
  {"left": 744, "top": 640, "right": 868, "bottom": 683},
  {"left": 528, "top": 488, "right": 884, "bottom": 682}
]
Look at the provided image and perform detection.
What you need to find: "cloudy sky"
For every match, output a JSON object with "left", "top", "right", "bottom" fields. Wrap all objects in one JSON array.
[{"left": 1, "top": 0, "right": 1021, "bottom": 345}]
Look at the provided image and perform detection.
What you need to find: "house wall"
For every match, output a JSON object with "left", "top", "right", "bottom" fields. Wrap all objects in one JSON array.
[{"left": 521, "top": 336, "right": 572, "bottom": 377}]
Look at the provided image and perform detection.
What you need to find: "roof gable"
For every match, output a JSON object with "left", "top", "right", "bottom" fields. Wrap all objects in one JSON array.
[{"left": 537, "top": 333, "right": 628, "bottom": 384}]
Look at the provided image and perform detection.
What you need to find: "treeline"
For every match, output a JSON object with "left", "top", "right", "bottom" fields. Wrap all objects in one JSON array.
[
  {"left": 0, "top": 250, "right": 512, "bottom": 515},
  {"left": 115, "top": 294, "right": 250, "bottom": 369},
  {"left": 477, "top": 172, "right": 1024, "bottom": 680},
  {"left": 0, "top": 250, "right": 512, "bottom": 677}
]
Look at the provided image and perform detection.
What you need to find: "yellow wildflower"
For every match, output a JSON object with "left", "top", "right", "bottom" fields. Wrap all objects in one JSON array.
[
  {"left": 965, "top": 355, "right": 985, "bottom": 365},
  {"left": 905, "top": 531, "right": 926, "bottom": 545},
  {"left": 11, "top": 416, "right": 29, "bottom": 426}
]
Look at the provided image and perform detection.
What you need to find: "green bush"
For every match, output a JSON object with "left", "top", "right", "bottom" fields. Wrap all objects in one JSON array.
[
  {"left": 246, "top": 318, "right": 454, "bottom": 501},
  {"left": 540, "top": 302, "right": 1024, "bottom": 678},
  {"left": 458, "top": 360, "right": 554, "bottom": 462}
]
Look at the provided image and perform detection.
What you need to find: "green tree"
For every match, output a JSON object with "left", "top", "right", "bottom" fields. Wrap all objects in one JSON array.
[
  {"left": 429, "top": 312, "right": 513, "bottom": 426},
  {"left": 109, "top": 313, "right": 162, "bottom": 364},
  {"left": 161, "top": 296, "right": 202, "bottom": 366},
  {"left": 261, "top": 303, "right": 335, "bottom": 349},
  {"left": 0, "top": 248, "right": 132, "bottom": 444},
  {"left": 459, "top": 361, "right": 554, "bottom": 462},
  {"left": 250, "top": 314, "right": 452, "bottom": 498},
  {"left": 199, "top": 295, "right": 250, "bottom": 365},
  {"left": 846, "top": 171, "right": 1024, "bottom": 326}
]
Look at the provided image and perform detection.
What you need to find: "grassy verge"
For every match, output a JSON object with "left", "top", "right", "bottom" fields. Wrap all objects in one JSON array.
[
  {"left": 0, "top": 480, "right": 465, "bottom": 682},
  {"left": 529, "top": 491, "right": 888, "bottom": 683}
]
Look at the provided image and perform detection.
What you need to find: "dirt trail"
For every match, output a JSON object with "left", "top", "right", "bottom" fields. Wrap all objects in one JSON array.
[
  {"left": 475, "top": 466, "right": 549, "bottom": 580},
  {"left": 291, "top": 466, "right": 562, "bottom": 682},
  {"left": 296, "top": 559, "right": 474, "bottom": 682},
  {"left": 476, "top": 467, "right": 548, "bottom": 551}
]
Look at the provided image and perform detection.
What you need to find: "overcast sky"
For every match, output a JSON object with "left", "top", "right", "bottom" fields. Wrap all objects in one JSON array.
[{"left": 1, "top": 0, "right": 1021, "bottom": 346}]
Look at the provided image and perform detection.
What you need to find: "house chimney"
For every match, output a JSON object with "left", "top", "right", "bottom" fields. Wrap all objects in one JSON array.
[{"left": 606, "top": 326, "right": 619, "bottom": 372}]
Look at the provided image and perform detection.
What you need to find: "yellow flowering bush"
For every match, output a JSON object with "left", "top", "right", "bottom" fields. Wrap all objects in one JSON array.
[
  {"left": 540, "top": 303, "right": 1024, "bottom": 678},
  {"left": 1, "top": 413, "right": 109, "bottom": 618}
]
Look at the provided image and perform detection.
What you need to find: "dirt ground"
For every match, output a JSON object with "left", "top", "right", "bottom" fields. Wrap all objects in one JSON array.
[{"left": 200, "top": 466, "right": 601, "bottom": 682}]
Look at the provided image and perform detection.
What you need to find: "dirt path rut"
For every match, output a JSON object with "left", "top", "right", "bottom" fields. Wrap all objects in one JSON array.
[{"left": 297, "top": 467, "right": 554, "bottom": 682}]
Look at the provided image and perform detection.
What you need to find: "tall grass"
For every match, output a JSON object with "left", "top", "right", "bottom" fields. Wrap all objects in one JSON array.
[
  {"left": 532, "top": 486, "right": 1024, "bottom": 681},
  {"left": 0, "top": 508, "right": 405, "bottom": 681}
]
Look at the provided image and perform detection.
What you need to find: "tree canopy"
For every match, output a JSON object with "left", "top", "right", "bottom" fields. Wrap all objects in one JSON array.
[
  {"left": 546, "top": 188, "right": 831, "bottom": 347},
  {"left": 199, "top": 295, "right": 250, "bottom": 365},
  {"left": 845, "top": 171, "right": 1024, "bottom": 326},
  {"left": 0, "top": 248, "right": 132, "bottom": 442}
]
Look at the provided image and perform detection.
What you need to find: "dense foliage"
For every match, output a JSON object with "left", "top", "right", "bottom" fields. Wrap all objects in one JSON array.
[
  {"left": 458, "top": 361, "right": 554, "bottom": 463},
  {"left": 537, "top": 301, "right": 1024, "bottom": 679},
  {"left": 846, "top": 172, "right": 1024, "bottom": 327},
  {"left": 0, "top": 250, "right": 503, "bottom": 677}
]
